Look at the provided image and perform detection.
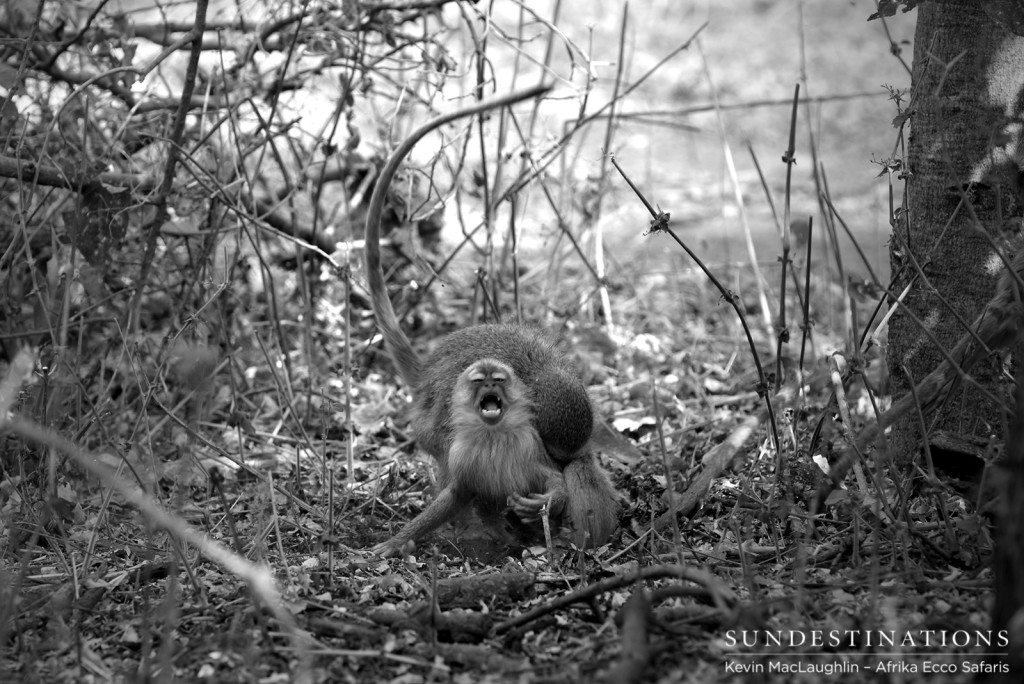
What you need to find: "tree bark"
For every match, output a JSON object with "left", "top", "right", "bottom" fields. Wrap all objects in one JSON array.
[
  {"left": 887, "top": 0, "right": 1024, "bottom": 461},
  {"left": 991, "top": 365, "right": 1024, "bottom": 682}
]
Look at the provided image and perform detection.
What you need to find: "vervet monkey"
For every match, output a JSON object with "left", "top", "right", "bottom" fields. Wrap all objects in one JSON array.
[{"left": 364, "top": 86, "right": 619, "bottom": 557}]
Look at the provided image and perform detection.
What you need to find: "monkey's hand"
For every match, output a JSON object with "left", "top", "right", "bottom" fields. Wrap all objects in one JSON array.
[
  {"left": 372, "top": 537, "right": 414, "bottom": 558},
  {"left": 508, "top": 487, "right": 567, "bottom": 522},
  {"left": 371, "top": 487, "right": 459, "bottom": 558}
]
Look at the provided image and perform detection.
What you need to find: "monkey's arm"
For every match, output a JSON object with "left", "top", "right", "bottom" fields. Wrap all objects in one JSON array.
[
  {"left": 373, "top": 485, "right": 462, "bottom": 558},
  {"left": 507, "top": 467, "right": 568, "bottom": 522}
]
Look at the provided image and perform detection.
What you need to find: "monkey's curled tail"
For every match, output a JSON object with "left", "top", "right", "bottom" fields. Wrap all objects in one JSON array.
[{"left": 364, "top": 83, "right": 554, "bottom": 389}]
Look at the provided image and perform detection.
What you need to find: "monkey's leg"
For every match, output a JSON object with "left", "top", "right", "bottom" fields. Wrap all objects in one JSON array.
[
  {"left": 373, "top": 486, "right": 462, "bottom": 558},
  {"left": 562, "top": 454, "right": 620, "bottom": 548}
]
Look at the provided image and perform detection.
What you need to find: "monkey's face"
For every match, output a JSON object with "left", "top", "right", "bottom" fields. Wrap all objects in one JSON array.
[
  {"left": 451, "top": 359, "right": 533, "bottom": 435},
  {"left": 449, "top": 359, "right": 549, "bottom": 505},
  {"left": 468, "top": 365, "right": 509, "bottom": 426}
]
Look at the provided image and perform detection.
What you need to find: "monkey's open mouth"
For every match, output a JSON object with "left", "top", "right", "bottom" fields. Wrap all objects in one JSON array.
[{"left": 478, "top": 393, "right": 504, "bottom": 424}]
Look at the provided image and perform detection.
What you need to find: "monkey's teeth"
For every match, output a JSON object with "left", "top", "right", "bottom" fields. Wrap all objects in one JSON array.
[
  {"left": 478, "top": 394, "right": 503, "bottom": 423},
  {"left": 480, "top": 396, "right": 502, "bottom": 421}
]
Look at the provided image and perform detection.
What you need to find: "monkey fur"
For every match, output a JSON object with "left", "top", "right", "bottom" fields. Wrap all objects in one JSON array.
[
  {"left": 448, "top": 360, "right": 558, "bottom": 504},
  {"left": 364, "top": 86, "right": 620, "bottom": 557}
]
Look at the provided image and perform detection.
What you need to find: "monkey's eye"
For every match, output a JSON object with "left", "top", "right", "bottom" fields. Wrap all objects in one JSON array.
[
  {"left": 469, "top": 372, "right": 485, "bottom": 383},
  {"left": 492, "top": 372, "right": 506, "bottom": 382}
]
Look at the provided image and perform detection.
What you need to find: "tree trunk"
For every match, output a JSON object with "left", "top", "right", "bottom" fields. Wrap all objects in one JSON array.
[
  {"left": 991, "top": 365, "right": 1024, "bottom": 682},
  {"left": 887, "top": 0, "right": 1024, "bottom": 461}
]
